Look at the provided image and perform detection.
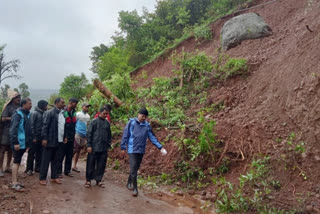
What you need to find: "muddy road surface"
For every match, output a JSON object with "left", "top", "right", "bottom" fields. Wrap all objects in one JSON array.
[{"left": 1, "top": 160, "right": 214, "bottom": 214}]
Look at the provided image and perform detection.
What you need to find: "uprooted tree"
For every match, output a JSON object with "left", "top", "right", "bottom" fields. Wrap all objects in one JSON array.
[{"left": 93, "top": 79, "right": 123, "bottom": 107}]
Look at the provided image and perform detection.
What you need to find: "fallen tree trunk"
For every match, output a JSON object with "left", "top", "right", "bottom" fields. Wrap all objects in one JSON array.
[{"left": 93, "top": 79, "right": 124, "bottom": 107}]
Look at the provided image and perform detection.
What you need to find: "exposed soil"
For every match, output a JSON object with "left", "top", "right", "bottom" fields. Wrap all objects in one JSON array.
[{"left": 129, "top": 0, "right": 320, "bottom": 211}]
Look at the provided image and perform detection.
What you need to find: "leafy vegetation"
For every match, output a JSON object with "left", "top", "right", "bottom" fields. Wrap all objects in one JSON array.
[{"left": 59, "top": 73, "right": 91, "bottom": 100}]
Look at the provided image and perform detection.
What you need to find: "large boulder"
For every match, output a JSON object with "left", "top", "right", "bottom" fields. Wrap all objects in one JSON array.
[{"left": 221, "top": 13, "right": 272, "bottom": 50}]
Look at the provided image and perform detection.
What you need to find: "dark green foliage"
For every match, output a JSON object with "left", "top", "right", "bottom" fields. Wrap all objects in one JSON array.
[
  {"left": 59, "top": 73, "right": 90, "bottom": 100},
  {"left": 90, "top": 0, "right": 251, "bottom": 79}
]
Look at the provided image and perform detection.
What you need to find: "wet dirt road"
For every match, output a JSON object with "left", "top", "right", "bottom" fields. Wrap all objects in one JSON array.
[{"left": 22, "top": 162, "right": 210, "bottom": 214}]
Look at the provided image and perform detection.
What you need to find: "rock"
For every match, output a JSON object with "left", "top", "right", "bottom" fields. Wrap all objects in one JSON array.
[
  {"left": 42, "top": 210, "right": 50, "bottom": 214},
  {"left": 157, "top": 193, "right": 163, "bottom": 197},
  {"left": 19, "top": 203, "right": 25, "bottom": 208},
  {"left": 201, "top": 191, "right": 207, "bottom": 196},
  {"left": 221, "top": 13, "right": 272, "bottom": 50},
  {"left": 315, "top": 155, "right": 320, "bottom": 161},
  {"left": 200, "top": 195, "right": 206, "bottom": 200}
]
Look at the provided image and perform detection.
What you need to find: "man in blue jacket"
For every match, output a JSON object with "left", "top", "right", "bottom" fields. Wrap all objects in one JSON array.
[
  {"left": 120, "top": 108, "right": 167, "bottom": 196},
  {"left": 9, "top": 98, "right": 32, "bottom": 192}
]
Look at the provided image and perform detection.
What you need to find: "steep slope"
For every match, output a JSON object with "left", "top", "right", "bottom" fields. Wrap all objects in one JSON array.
[{"left": 129, "top": 0, "right": 320, "bottom": 210}]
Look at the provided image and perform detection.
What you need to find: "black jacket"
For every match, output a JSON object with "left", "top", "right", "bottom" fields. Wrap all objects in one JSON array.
[
  {"left": 9, "top": 108, "right": 32, "bottom": 149},
  {"left": 41, "top": 107, "right": 63, "bottom": 147},
  {"left": 87, "top": 117, "right": 111, "bottom": 152},
  {"left": 63, "top": 108, "right": 76, "bottom": 141},
  {"left": 30, "top": 106, "right": 45, "bottom": 141}
]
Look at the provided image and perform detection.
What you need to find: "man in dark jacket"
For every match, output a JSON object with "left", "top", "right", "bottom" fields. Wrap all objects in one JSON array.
[
  {"left": 84, "top": 107, "right": 111, "bottom": 188},
  {"left": 120, "top": 108, "right": 167, "bottom": 196},
  {"left": 57, "top": 97, "right": 78, "bottom": 177},
  {"left": 26, "top": 100, "right": 48, "bottom": 175},
  {"left": 39, "top": 97, "right": 66, "bottom": 185},
  {"left": 9, "top": 98, "right": 32, "bottom": 192}
]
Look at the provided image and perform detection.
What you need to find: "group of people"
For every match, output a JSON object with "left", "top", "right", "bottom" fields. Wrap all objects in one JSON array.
[{"left": 0, "top": 90, "right": 167, "bottom": 197}]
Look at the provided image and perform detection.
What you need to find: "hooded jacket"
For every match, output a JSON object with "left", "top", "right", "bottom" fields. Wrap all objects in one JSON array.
[
  {"left": 9, "top": 108, "right": 32, "bottom": 149},
  {"left": 120, "top": 118, "right": 162, "bottom": 154}
]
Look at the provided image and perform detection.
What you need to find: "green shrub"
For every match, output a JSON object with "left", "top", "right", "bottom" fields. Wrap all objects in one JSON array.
[
  {"left": 194, "top": 24, "right": 213, "bottom": 41},
  {"left": 215, "top": 56, "right": 248, "bottom": 79},
  {"left": 172, "top": 51, "right": 213, "bottom": 83}
]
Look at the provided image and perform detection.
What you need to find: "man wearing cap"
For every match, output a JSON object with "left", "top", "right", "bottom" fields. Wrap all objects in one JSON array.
[
  {"left": 57, "top": 97, "right": 78, "bottom": 178},
  {"left": 72, "top": 102, "right": 91, "bottom": 173},
  {"left": 26, "top": 100, "right": 48, "bottom": 175},
  {"left": 120, "top": 108, "right": 167, "bottom": 196},
  {"left": 0, "top": 90, "right": 21, "bottom": 177}
]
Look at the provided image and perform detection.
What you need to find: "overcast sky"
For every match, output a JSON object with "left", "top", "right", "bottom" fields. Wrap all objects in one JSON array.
[{"left": 0, "top": 0, "right": 156, "bottom": 89}]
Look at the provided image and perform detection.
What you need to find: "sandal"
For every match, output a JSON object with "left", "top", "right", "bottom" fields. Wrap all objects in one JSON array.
[
  {"left": 65, "top": 173, "right": 74, "bottom": 177},
  {"left": 84, "top": 181, "right": 91, "bottom": 188},
  {"left": 12, "top": 184, "right": 24, "bottom": 192},
  {"left": 72, "top": 168, "right": 80, "bottom": 173},
  {"left": 39, "top": 180, "right": 47, "bottom": 185},
  {"left": 17, "top": 183, "right": 25, "bottom": 188},
  {"left": 51, "top": 179, "right": 62, "bottom": 184},
  {"left": 97, "top": 182, "right": 105, "bottom": 188}
]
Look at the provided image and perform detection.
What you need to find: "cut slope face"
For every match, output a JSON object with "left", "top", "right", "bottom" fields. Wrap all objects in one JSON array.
[{"left": 131, "top": 0, "right": 320, "bottom": 208}]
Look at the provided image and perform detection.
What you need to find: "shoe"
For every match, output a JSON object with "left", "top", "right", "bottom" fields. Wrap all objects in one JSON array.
[
  {"left": 57, "top": 174, "right": 63, "bottom": 179},
  {"left": 26, "top": 170, "right": 33, "bottom": 176},
  {"left": 132, "top": 189, "right": 138, "bottom": 197},
  {"left": 127, "top": 183, "right": 133, "bottom": 190},
  {"left": 0, "top": 171, "right": 4, "bottom": 177}
]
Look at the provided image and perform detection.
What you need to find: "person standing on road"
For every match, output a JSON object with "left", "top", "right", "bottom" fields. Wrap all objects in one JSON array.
[
  {"left": 84, "top": 107, "right": 111, "bottom": 188},
  {"left": 9, "top": 98, "right": 32, "bottom": 192},
  {"left": 0, "top": 90, "right": 21, "bottom": 177},
  {"left": 57, "top": 97, "right": 78, "bottom": 178},
  {"left": 39, "top": 97, "right": 66, "bottom": 185},
  {"left": 120, "top": 108, "right": 167, "bottom": 197},
  {"left": 94, "top": 104, "right": 111, "bottom": 122},
  {"left": 26, "top": 100, "right": 48, "bottom": 175},
  {"left": 72, "top": 102, "right": 91, "bottom": 173}
]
